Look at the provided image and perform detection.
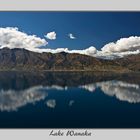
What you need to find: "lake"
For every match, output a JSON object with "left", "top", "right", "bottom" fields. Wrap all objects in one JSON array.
[{"left": 0, "top": 71, "right": 140, "bottom": 128}]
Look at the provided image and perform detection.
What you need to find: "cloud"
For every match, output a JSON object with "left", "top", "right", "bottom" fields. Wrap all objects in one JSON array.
[
  {"left": 68, "top": 33, "right": 76, "bottom": 39},
  {"left": 1, "top": 27, "right": 140, "bottom": 60},
  {"left": 0, "top": 27, "right": 48, "bottom": 52},
  {"left": 38, "top": 36, "right": 140, "bottom": 59},
  {"left": 98, "top": 36, "right": 140, "bottom": 59},
  {"left": 62, "top": 46, "right": 97, "bottom": 55},
  {"left": 45, "top": 31, "right": 56, "bottom": 40},
  {"left": 82, "top": 46, "right": 97, "bottom": 56},
  {"left": 28, "top": 46, "right": 97, "bottom": 57},
  {"left": 102, "top": 36, "right": 140, "bottom": 53}
]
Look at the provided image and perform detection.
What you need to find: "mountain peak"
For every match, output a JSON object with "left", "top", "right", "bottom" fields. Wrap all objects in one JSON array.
[{"left": 0, "top": 48, "right": 138, "bottom": 72}]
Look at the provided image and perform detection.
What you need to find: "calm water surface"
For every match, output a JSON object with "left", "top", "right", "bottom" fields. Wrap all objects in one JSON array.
[{"left": 0, "top": 71, "right": 139, "bottom": 128}]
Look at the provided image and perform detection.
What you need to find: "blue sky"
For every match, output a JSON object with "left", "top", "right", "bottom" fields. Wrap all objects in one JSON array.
[{"left": 0, "top": 12, "right": 140, "bottom": 50}]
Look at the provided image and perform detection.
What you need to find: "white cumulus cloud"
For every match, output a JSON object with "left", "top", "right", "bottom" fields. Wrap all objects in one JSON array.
[
  {"left": 35, "top": 46, "right": 97, "bottom": 56},
  {"left": 102, "top": 36, "right": 140, "bottom": 53},
  {"left": 68, "top": 33, "right": 76, "bottom": 39},
  {"left": 98, "top": 36, "right": 140, "bottom": 59},
  {"left": 40, "top": 36, "right": 140, "bottom": 59},
  {"left": 69, "top": 46, "right": 97, "bottom": 56},
  {"left": 1, "top": 27, "right": 140, "bottom": 60},
  {"left": 0, "top": 27, "right": 48, "bottom": 51},
  {"left": 45, "top": 31, "right": 56, "bottom": 40}
]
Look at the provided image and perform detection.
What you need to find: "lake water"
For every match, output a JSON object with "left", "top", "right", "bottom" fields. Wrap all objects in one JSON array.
[{"left": 0, "top": 71, "right": 140, "bottom": 128}]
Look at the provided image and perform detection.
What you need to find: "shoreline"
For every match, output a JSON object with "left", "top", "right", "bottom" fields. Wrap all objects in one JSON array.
[{"left": 0, "top": 69, "right": 138, "bottom": 74}]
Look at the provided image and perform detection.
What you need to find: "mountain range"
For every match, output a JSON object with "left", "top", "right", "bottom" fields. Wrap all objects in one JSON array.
[{"left": 0, "top": 47, "right": 139, "bottom": 72}]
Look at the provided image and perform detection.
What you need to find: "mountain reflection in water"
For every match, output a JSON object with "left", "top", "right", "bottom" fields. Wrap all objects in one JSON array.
[{"left": 0, "top": 71, "right": 139, "bottom": 112}]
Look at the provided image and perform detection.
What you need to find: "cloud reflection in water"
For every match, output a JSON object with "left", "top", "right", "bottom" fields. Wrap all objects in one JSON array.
[
  {"left": 0, "top": 86, "right": 48, "bottom": 112},
  {"left": 0, "top": 78, "right": 139, "bottom": 112},
  {"left": 80, "top": 80, "right": 140, "bottom": 103}
]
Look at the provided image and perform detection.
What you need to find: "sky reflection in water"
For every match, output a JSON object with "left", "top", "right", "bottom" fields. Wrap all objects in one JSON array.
[
  {"left": 0, "top": 72, "right": 139, "bottom": 112},
  {"left": 0, "top": 72, "right": 140, "bottom": 128}
]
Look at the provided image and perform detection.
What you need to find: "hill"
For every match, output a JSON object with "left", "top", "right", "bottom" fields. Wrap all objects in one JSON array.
[{"left": 0, "top": 47, "right": 138, "bottom": 72}]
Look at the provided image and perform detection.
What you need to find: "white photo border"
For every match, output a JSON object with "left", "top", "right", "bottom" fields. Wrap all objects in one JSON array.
[{"left": 0, "top": 0, "right": 140, "bottom": 140}]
